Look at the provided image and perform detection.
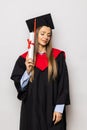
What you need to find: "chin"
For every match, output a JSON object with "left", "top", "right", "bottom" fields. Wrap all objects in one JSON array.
[
  {"left": 39, "top": 43, "right": 47, "bottom": 46},
  {"left": 41, "top": 41, "right": 49, "bottom": 45}
]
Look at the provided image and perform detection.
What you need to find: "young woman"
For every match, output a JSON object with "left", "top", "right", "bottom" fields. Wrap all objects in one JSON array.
[{"left": 11, "top": 13, "right": 70, "bottom": 130}]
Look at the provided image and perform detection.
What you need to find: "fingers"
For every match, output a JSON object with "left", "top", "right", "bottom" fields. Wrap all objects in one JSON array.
[
  {"left": 53, "top": 112, "right": 56, "bottom": 122},
  {"left": 53, "top": 112, "right": 62, "bottom": 125},
  {"left": 25, "top": 56, "right": 34, "bottom": 73},
  {"left": 25, "top": 59, "right": 34, "bottom": 67},
  {"left": 26, "top": 55, "right": 33, "bottom": 63}
]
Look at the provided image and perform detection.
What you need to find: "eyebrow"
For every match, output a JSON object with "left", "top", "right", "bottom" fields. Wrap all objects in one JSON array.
[{"left": 40, "top": 31, "right": 51, "bottom": 34}]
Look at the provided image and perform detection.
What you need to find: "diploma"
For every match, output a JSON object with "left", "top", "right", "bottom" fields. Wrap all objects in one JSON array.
[{"left": 27, "top": 32, "right": 35, "bottom": 60}]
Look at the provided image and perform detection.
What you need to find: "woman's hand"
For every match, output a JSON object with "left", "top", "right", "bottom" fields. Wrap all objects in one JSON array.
[
  {"left": 25, "top": 55, "right": 34, "bottom": 74},
  {"left": 52, "top": 112, "right": 62, "bottom": 125}
]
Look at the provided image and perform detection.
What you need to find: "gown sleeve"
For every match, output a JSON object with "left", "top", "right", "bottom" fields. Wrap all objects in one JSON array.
[
  {"left": 55, "top": 52, "right": 70, "bottom": 105},
  {"left": 10, "top": 56, "right": 29, "bottom": 101}
]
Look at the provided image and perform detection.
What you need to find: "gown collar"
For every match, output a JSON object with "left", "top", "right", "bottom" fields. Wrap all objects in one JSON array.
[{"left": 21, "top": 48, "right": 63, "bottom": 71}]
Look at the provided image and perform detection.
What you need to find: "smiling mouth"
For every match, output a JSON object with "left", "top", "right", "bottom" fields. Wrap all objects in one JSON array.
[{"left": 42, "top": 40, "right": 48, "bottom": 43}]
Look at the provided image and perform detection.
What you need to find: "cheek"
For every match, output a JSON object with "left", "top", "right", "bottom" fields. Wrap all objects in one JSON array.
[
  {"left": 47, "top": 37, "right": 51, "bottom": 43},
  {"left": 48, "top": 37, "right": 51, "bottom": 41},
  {"left": 38, "top": 36, "right": 40, "bottom": 43},
  {"left": 38, "top": 34, "right": 42, "bottom": 42}
]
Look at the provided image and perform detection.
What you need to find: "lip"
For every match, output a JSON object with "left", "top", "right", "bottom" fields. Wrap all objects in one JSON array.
[{"left": 42, "top": 40, "right": 47, "bottom": 43}]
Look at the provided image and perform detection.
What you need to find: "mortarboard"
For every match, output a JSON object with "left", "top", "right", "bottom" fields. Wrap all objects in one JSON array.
[{"left": 26, "top": 13, "right": 54, "bottom": 32}]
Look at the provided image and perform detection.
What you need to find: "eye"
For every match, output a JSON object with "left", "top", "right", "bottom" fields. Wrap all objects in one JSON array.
[
  {"left": 47, "top": 34, "right": 51, "bottom": 37},
  {"left": 41, "top": 33, "right": 44, "bottom": 35}
]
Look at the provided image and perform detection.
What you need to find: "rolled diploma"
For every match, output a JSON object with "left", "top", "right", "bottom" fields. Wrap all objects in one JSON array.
[{"left": 28, "top": 32, "right": 34, "bottom": 60}]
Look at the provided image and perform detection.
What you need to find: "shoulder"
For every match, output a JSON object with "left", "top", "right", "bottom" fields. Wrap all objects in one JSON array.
[
  {"left": 14, "top": 51, "right": 28, "bottom": 65},
  {"left": 19, "top": 49, "right": 66, "bottom": 59},
  {"left": 20, "top": 51, "right": 28, "bottom": 59},
  {"left": 52, "top": 48, "right": 66, "bottom": 59}
]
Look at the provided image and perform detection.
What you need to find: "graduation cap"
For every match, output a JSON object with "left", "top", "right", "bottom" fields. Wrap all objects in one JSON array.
[{"left": 26, "top": 13, "right": 54, "bottom": 32}]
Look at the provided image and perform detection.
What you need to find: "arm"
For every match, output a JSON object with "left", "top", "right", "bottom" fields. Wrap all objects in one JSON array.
[
  {"left": 11, "top": 55, "right": 34, "bottom": 100},
  {"left": 20, "top": 70, "right": 31, "bottom": 90},
  {"left": 54, "top": 104, "right": 64, "bottom": 113},
  {"left": 55, "top": 52, "right": 70, "bottom": 105},
  {"left": 53, "top": 52, "right": 70, "bottom": 124},
  {"left": 10, "top": 56, "right": 29, "bottom": 100}
]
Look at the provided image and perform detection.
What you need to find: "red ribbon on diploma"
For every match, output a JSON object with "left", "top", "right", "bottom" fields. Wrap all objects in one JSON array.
[{"left": 27, "top": 39, "right": 35, "bottom": 49}]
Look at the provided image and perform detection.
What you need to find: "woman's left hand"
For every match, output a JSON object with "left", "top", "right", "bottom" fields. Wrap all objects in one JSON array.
[{"left": 52, "top": 112, "right": 62, "bottom": 125}]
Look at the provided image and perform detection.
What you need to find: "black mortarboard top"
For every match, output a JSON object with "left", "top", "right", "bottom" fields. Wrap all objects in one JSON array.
[{"left": 26, "top": 13, "right": 54, "bottom": 32}]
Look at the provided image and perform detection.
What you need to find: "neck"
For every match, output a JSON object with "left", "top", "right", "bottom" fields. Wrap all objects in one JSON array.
[{"left": 38, "top": 45, "right": 46, "bottom": 53}]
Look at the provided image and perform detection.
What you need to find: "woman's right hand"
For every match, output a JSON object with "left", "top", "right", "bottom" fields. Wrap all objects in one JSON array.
[{"left": 25, "top": 55, "right": 34, "bottom": 74}]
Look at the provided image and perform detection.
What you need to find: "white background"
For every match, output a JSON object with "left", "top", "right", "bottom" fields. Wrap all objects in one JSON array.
[{"left": 0, "top": 0, "right": 87, "bottom": 130}]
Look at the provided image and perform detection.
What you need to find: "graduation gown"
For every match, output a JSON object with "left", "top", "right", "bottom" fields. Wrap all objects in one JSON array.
[{"left": 11, "top": 48, "right": 70, "bottom": 130}]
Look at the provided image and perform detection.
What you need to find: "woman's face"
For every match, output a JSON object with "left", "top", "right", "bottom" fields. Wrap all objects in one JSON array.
[{"left": 38, "top": 26, "right": 52, "bottom": 46}]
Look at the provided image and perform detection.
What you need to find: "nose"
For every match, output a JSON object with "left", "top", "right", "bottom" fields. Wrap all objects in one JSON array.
[{"left": 44, "top": 34, "right": 48, "bottom": 40}]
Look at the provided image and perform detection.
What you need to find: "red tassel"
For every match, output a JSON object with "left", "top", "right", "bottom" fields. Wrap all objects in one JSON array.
[{"left": 34, "top": 19, "right": 36, "bottom": 40}]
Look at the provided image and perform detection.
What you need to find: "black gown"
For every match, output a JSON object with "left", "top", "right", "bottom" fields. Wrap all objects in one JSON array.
[{"left": 11, "top": 48, "right": 70, "bottom": 130}]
